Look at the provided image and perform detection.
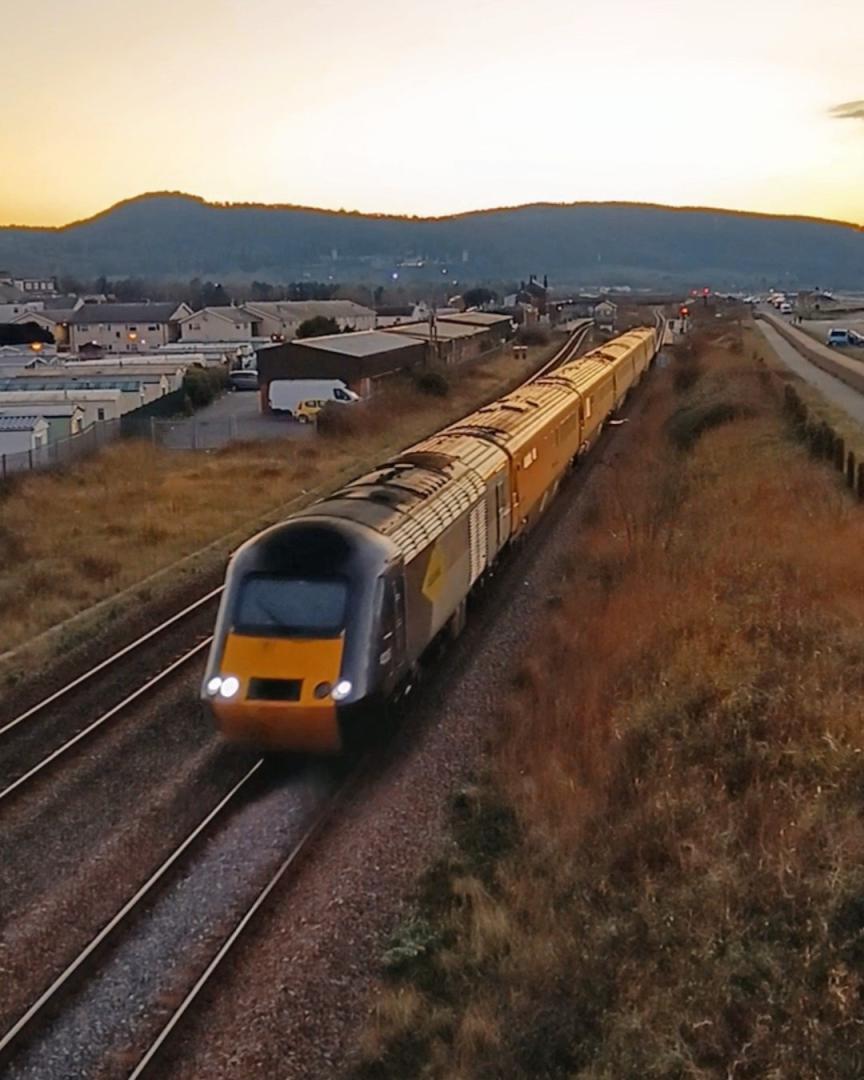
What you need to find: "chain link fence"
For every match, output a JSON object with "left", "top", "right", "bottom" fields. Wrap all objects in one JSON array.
[{"left": 0, "top": 418, "right": 123, "bottom": 479}]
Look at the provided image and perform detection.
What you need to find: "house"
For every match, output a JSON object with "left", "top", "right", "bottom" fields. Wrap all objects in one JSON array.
[
  {"left": 256, "top": 331, "right": 426, "bottom": 403},
  {"left": 3, "top": 372, "right": 169, "bottom": 407},
  {"left": 0, "top": 389, "right": 126, "bottom": 427},
  {"left": 245, "top": 300, "right": 376, "bottom": 341},
  {"left": 68, "top": 302, "right": 191, "bottom": 354},
  {"left": 0, "top": 403, "right": 85, "bottom": 441},
  {"left": 0, "top": 302, "right": 45, "bottom": 321},
  {"left": 593, "top": 300, "right": 618, "bottom": 330},
  {"left": 0, "top": 415, "right": 50, "bottom": 458},
  {"left": 177, "top": 306, "right": 262, "bottom": 343}
]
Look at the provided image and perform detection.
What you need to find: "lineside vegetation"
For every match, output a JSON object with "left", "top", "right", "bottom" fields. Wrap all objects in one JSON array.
[
  {"left": 0, "top": 345, "right": 550, "bottom": 657},
  {"left": 354, "top": 324, "right": 864, "bottom": 1078}
]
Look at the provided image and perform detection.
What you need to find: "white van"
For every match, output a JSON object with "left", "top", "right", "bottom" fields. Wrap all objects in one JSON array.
[
  {"left": 269, "top": 379, "right": 359, "bottom": 420},
  {"left": 780, "top": 302, "right": 793, "bottom": 315}
]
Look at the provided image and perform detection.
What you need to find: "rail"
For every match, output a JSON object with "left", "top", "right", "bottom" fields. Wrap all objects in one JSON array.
[{"left": 0, "top": 761, "right": 265, "bottom": 1066}]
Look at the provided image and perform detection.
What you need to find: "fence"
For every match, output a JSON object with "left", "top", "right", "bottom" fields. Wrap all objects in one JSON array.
[
  {"left": 122, "top": 414, "right": 313, "bottom": 450},
  {"left": 0, "top": 417, "right": 123, "bottom": 479}
]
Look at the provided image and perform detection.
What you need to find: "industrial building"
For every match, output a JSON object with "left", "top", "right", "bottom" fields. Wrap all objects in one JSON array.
[
  {"left": 385, "top": 319, "right": 499, "bottom": 366},
  {"left": 256, "top": 331, "right": 427, "bottom": 405}
]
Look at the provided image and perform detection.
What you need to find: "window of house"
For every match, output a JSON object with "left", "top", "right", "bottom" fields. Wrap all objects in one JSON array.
[
  {"left": 97, "top": 408, "right": 105, "bottom": 421},
  {"left": 148, "top": 325, "right": 158, "bottom": 331},
  {"left": 116, "top": 331, "right": 121, "bottom": 338}
]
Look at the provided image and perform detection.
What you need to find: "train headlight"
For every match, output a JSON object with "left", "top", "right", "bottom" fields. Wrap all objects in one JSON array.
[
  {"left": 219, "top": 676, "right": 240, "bottom": 699},
  {"left": 331, "top": 679, "right": 352, "bottom": 702},
  {"left": 206, "top": 676, "right": 223, "bottom": 696}
]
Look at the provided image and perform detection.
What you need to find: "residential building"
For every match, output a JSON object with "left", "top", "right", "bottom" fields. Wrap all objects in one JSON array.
[
  {"left": 0, "top": 415, "right": 49, "bottom": 457},
  {"left": 0, "top": 403, "right": 85, "bottom": 441},
  {"left": 245, "top": 300, "right": 376, "bottom": 341},
  {"left": 593, "top": 300, "right": 618, "bottom": 330},
  {"left": 0, "top": 302, "right": 45, "bottom": 321},
  {"left": 0, "top": 389, "right": 126, "bottom": 427},
  {"left": 177, "top": 306, "right": 261, "bottom": 343},
  {"left": 68, "top": 302, "right": 191, "bottom": 354}
]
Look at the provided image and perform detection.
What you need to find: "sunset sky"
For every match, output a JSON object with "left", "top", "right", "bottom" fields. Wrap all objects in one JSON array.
[{"left": 2, "top": 0, "right": 862, "bottom": 227}]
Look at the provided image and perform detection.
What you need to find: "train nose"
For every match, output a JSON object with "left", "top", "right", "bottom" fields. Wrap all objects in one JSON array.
[{"left": 206, "top": 634, "right": 346, "bottom": 752}]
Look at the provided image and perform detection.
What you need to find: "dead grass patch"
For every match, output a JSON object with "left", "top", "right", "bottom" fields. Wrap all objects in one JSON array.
[
  {"left": 0, "top": 342, "right": 558, "bottom": 657},
  {"left": 355, "top": 336, "right": 864, "bottom": 1078}
]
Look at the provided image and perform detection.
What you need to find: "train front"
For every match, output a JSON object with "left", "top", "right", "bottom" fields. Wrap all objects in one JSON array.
[{"left": 201, "top": 516, "right": 394, "bottom": 753}]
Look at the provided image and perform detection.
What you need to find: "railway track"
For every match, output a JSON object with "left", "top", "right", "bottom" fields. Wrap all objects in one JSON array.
[
  {"left": 0, "top": 325, "right": 592, "bottom": 808},
  {"left": 0, "top": 756, "right": 353, "bottom": 1078},
  {"left": 0, "top": 590, "right": 222, "bottom": 805}
]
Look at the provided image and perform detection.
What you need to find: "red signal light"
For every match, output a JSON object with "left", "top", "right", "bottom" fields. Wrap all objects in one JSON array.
[
  {"left": 702, "top": 288, "right": 710, "bottom": 296},
  {"left": 679, "top": 306, "right": 689, "bottom": 317}
]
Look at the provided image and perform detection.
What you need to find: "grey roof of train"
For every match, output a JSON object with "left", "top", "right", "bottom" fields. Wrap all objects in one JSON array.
[{"left": 284, "top": 331, "right": 425, "bottom": 358}]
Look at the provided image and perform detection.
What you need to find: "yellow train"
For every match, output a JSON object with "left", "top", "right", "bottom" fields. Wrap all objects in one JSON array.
[{"left": 201, "top": 327, "right": 659, "bottom": 752}]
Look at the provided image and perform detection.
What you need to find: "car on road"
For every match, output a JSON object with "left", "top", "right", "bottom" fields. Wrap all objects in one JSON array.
[
  {"left": 229, "top": 369, "right": 259, "bottom": 391},
  {"left": 827, "top": 329, "right": 854, "bottom": 348}
]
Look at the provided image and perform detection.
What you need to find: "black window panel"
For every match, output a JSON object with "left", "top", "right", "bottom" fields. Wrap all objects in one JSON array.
[{"left": 234, "top": 575, "right": 347, "bottom": 637}]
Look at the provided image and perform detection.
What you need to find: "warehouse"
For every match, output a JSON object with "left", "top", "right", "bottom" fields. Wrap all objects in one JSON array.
[
  {"left": 385, "top": 319, "right": 498, "bottom": 366},
  {"left": 438, "top": 311, "right": 513, "bottom": 345},
  {"left": 256, "top": 330, "right": 427, "bottom": 406}
]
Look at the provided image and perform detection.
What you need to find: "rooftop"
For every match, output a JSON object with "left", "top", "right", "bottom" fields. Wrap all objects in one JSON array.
[
  {"left": 438, "top": 311, "right": 513, "bottom": 327},
  {"left": 266, "top": 330, "right": 423, "bottom": 359},
  {"left": 246, "top": 300, "right": 375, "bottom": 321},
  {"left": 0, "top": 415, "right": 44, "bottom": 432},
  {"left": 386, "top": 320, "right": 488, "bottom": 341},
  {"left": 69, "top": 303, "right": 182, "bottom": 324},
  {"left": 182, "top": 306, "right": 256, "bottom": 325}
]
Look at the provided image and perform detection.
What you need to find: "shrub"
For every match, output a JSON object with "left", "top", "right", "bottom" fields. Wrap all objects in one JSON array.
[
  {"left": 516, "top": 325, "right": 550, "bottom": 346},
  {"left": 183, "top": 366, "right": 227, "bottom": 409},
  {"left": 412, "top": 368, "right": 450, "bottom": 397},
  {"left": 665, "top": 401, "right": 752, "bottom": 451}
]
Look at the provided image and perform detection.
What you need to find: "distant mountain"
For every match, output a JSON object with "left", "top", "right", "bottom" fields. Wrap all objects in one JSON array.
[{"left": 1, "top": 193, "right": 862, "bottom": 288}]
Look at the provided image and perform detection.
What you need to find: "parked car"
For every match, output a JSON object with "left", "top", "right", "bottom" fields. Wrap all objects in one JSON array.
[
  {"left": 827, "top": 329, "right": 853, "bottom": 348},
  {"left": 229, "top": 369, "right": 259, "bottom": 391},
  {"left": 269, "top": 378, "right": 359, "bottom": 418}
]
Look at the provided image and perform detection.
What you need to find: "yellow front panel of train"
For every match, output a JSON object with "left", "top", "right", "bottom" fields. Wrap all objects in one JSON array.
[{"left": 211, "top": 633, "right": 344, "bottom": 752}]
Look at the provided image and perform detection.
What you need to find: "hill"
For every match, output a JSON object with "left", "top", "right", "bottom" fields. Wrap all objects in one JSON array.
[{"left": 1, "top": 193, "right": 863, "bottom": 287}]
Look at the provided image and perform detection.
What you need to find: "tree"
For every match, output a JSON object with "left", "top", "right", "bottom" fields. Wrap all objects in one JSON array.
[
  {"left": 462, "top": 286, "right": 497, "bottom": 309},
  {"left": 201, "top": 281, "right": 230, "bottom": 306},
  {"left": 250, "top": 280, "right": 274, "bottom": 301},
  {"left": 296, "top": 315, "right": 341, "bottom": 338}
]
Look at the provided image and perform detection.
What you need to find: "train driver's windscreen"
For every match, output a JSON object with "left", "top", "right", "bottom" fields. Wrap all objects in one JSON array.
[{"left": 234, "top": 576, "right": 347, "bottom": 637}]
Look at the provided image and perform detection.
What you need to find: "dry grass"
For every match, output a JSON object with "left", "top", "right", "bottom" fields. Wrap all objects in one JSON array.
[
  {"left": 0, "top": 345, "right": 553, "bottom": 656},
  {"left": 354, "top": 334, "right": 864, "bottom": 1078}
]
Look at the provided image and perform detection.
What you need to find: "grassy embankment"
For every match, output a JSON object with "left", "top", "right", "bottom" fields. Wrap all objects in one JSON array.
[
  {"left": 355, "top": 322, "right": 864, "bottom": 1078},
  {"left": 747, "top": 320, "right": 864, "bottom": 463},
  {"left": 0, "top": 343, "right": 559, "bottom": 659}
]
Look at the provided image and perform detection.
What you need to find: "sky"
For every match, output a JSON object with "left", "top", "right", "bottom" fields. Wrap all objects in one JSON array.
[{"left": 1, "top": 0, "right": 862, "bottom": 228}]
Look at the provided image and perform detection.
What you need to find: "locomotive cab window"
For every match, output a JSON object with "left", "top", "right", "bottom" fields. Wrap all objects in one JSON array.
[{"left": 234, "top": 575, "right": 348, "bottom": 637}]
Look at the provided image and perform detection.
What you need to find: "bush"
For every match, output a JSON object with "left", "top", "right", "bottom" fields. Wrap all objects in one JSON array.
[
  {"left": 412, "top": 368, "right": 450, "bottom": 397},
  {"left": 183, "top": 366, "right": 228, "bottom": 409},
  {"left": 665, "top": 400, "right": 753, "bottom": 451},
  {"left": 516, "top": 325, "right": 550, "bottom": 346}
]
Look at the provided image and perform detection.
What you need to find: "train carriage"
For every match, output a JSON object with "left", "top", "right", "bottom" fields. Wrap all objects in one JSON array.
[{"left": 201, "top": 326, "right": 660, "bottom": 752}]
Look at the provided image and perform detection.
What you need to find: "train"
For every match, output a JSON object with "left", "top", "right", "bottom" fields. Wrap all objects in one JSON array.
[{"left": 201, "top": 326, "right": 660, "bottom": 752}]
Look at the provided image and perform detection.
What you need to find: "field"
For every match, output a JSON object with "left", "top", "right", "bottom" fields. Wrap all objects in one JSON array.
[
  {"left": 353, "top": 323, "right": 864, "bottom": 1078},
  {"left": 0, "top": 344, "right": 555, "bottom": 659}
]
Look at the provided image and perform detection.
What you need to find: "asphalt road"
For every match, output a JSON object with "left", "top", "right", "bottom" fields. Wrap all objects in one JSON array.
[{"left": 757, "top": 321, "right": 864, "bottom": 427}]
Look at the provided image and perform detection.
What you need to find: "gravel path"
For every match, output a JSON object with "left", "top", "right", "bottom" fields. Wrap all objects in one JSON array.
[
  {"left": 152, "top": 376, "right": 660, "bottom": 1079},
  {"left": 757, "top": 321, "right": 864, "bottom": 427}
]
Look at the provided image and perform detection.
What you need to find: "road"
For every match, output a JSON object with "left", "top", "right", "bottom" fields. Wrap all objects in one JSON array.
[
  {"left": 756, "top": 321, "right": 864, "bottom": 428},
  {"left": 155, "top": 389, "right": 311, "bottom": 449}
]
